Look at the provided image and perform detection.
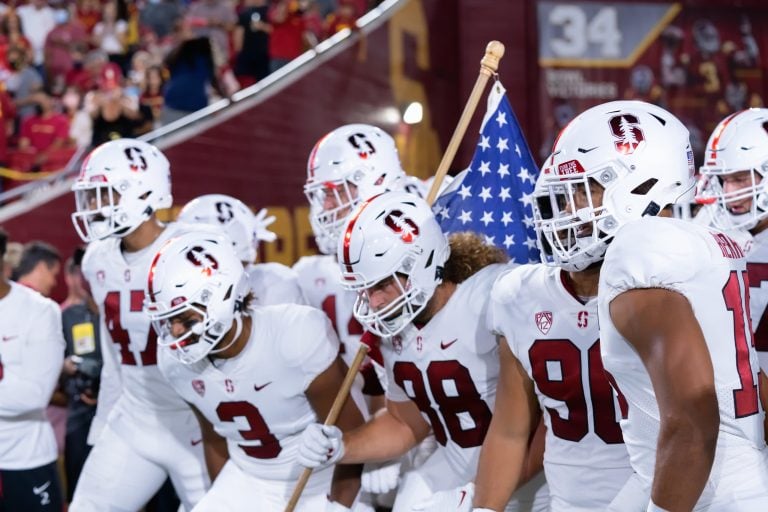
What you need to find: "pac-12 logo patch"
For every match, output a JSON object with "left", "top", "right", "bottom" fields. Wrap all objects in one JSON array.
[{"left": 535, "top": 311, "right": 553, "bottom": 335}]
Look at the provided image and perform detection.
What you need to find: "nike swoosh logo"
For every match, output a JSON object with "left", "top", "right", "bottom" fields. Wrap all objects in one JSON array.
[
  {"left": 440, "top": 338, "right": 458, "bottom": 350},
  {"left": 32, "top": 481, "right": 50, "bottom": 494},
  {"left": 254, "top": 382, "right": 272, "bottom": 391},
  {"left": 459, "top": 490, "right": 467, "bottom": 506},
  {"left": 190, "top": 438, "right": 203, "bottom": 446},
  {"left": 578, "top": 146, "right": 599, "bottom": 154}
]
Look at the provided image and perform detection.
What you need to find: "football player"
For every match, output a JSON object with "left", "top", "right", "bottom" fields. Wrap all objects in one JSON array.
[
  {"left": 296, "top": 191, "right": 548, "bottom": 511},
  {"left": 295, "top": 124, "right": 414, "bottom": 502},
  {"left": 68, "top": 139, "right": 209, "bottom": 511},
  {"left": 145, "top": 231, "right": 365, "bottom": 511},
  {"left": 697, "top": 108, "right": 768, "bottom": 374},
  {"left": 545, "top": 101, "right": 768, "bottom": 510},
  {"left": 464, "top": 161, "right": 634, "bottom": 510},
  {"left": 0, "top": 228, "right": 65, "bottom": 511},
  {"left": 177, "top": 193, "right": 306, "bottom": 306}
]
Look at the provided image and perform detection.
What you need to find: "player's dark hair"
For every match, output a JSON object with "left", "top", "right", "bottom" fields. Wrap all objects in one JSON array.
[
  {"left": 443, "top": 232, "right": 508, "bottom": 284},
  {"left": 12, "top": 241, "right": 61, "bottom": 280},
  {"left": 0, "top": 228, "right": 7, "bottom": 258}
]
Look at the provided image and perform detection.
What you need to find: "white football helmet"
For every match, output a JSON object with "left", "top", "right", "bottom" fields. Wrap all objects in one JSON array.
[
  {"left": 535, "top": 100, "right": 695, "bottom": 271},
  {"left": 305, "top": 124, "right": 406, "bottom": 254},
  {"left": 145, "top": 231, "right": 250, "bottom": 364},
  {"left": 696, "top": 108, "right": 768, "bottom": 231},
  {"left": 338, "top": 191, "right": 449, "bottom": 337},
  {"left": 178, "top": 194, "right": 258, "bottom": 264},
  {"left": 71, "top": 139, "right": 172, "bottom": 242}
]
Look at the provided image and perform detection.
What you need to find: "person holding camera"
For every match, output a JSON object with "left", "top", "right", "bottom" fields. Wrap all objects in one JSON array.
[{"left": 59, "top": 248, "right": 101, "bottom": 503}]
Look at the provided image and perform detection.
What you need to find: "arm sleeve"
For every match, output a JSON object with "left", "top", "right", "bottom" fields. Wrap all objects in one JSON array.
[
  {"left": 280, "top": 307, "right": 340, "bottom": 391},
  {"left": 0, "top": 301, "right": 65, "bottom": 416}
]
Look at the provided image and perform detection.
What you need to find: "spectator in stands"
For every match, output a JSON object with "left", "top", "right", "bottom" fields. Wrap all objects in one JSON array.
[
  {"left": 325, "top": 0, "right": 358, "bottom": 36},
  {"left": 12, "top": 93, "right": 73, "bottom": 172},
  {"left": 67, "top": 49, "right": 119, "bottom": 94},
  {"left": 234, "top": 0, "right": 271, "bottom": 87},
  {"left": 161, "top": 20, "right": 225, "bottom": 125},
  {"left": 44, "top": 4, "right": 89, "bottom": 96},
  {"left": 13, "top": 240, "right": 61, "bottom": 301},
  {"left": 268, "top": 0, "right": 313, "bottom": 72},
  {"left": 140, "top": 64, "right": 165, "bottom": 127},
  {"left": 75, "top": 0, "right": 102, "bottom": 35},
  {"left": 88, "top": 66, "right": 141, "bottom": 146},
  {"left": 17, "top": 0, "right": 56, "bottom": 70},
  {"left": 140, "top": 0, "right": 182, "bottom": 40},
  {"left": 185, "top": 0, "right": 237, "bottom": 66},
  {"left": 91, "top": 0, "right": 128, "bottom": 72},
  {"left": 0, "top": 9, "right": 33, "bottom": 73},
  {"left": 302, "top": 0, "right": 325, "bottom": 43},
  {"left": 5, "top": 44, "right": 43, "bottom": 120},
  {"left": 63, "top": 85, "right": 92, "bottom": 149},
  {"left": 59, "top": 247, "right": 101, "bottom": 503},
  {"left": 0, "top": 83, "right": 16, "bottom": 173}
]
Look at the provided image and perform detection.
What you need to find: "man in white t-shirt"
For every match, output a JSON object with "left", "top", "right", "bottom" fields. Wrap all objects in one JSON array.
[{"left": 0, "top": 228, "right": 65, "bottom": 511}]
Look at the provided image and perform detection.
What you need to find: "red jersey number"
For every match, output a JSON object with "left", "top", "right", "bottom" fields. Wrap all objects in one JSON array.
[
  {"left": 103, "top": 290, "right": 158, "bottom": 366},
  {"left": 216, "top": 401, "right": 282, "bottom": 459},
  {"left": 528, "top": 339, "right": 625, "bottom": 444},
  {"left": 393, "top": 360, "right": 493, "bottom": 448}
]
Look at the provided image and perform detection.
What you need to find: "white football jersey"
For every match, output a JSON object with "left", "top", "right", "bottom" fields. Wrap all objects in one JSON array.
[
  {"left": 158, "top": 304, "right": 339, "bottom": 482},
  {"left": 246, "top": 262, "right": 307, "bottom": 307},
  {"left": 0, "top": 283, "right": 64, "bottom": 469},
  {"left": 293, "top": 254, "right": 363, "bottom": 364},
  {"left": 489, "top": 264, "right": 631, "bottom": 511},
  {"left": 379, "top": 264, "right": 504, "bottom": 486},
  {"left": 82, "top": 222, "right": 200, "bottom": 419},
  {"left": 744, "top": 228, "right": 768, "bottom": 374},
  {"left": 599, "top": 217, "right": 767, "bottom": 500}
]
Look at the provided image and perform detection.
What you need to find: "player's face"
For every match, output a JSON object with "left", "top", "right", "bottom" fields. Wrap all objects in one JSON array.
[
  {"left": 81, "top": 186, "right": 122, "bottom": 219},
  {"left": 568, "top": 178, "right": 604, "bottom": 238},
  {"left": 319, "top": 181, "right": 358, "bottom": 214},
  {"left": 721, "top": 170, "right": 758, "bottom": 214},
  {"left": 364, "top": 274, "right": 408, "bottom": 319},
  {"left": 166, "top": 308, "right": 205, "bottom": 345}
]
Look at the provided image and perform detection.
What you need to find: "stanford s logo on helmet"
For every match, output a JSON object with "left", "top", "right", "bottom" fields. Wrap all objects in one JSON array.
[
  {"left": 609, "top": 114, "right": 645, "bottom": 155},
  {"left": 384, "top": 210, "right": 420, "bottom": 243}
]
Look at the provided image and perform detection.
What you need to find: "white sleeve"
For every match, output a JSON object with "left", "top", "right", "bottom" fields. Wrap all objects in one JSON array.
[
  {"left": 385, "top": 363, "right": 410, "bottom": 403},
  {"left": 280, "top": 307, "right": 340, "bottom": 391},
  {"left": 87, "top": 313, "right": 123, "bottom": 444},
  {"left": 487, "top": 266, "right": 524, "bottom": 359},
  {"left": 600, "top": 220, "right": 706, "bottom": 304},
  {"left": 263, "top": 277, "right": 308, "bottom": 306},
  {"left": 0, "top": 301, "right": 64, "bottom": 416}
]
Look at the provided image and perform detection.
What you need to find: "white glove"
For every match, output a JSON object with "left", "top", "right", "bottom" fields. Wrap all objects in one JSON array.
[
  {"left": 361, "top": 460, "right": 401, "bottom": 494},
  {"left": 412, "top": 482, "right": 474, "bottom": 511},
  {"left": 298, "top": 423, "right": 344, "bottom": 469},
  {"left": 253, "top": 208, "right": 277, "bottom": 243},
  {"left": 325, "top": 500, "right": 351, "bottom": 512}
]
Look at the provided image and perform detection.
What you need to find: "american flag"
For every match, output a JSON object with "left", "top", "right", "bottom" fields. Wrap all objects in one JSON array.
[{"left": 433, "top": 81, "right": 540, "bottom": 264}]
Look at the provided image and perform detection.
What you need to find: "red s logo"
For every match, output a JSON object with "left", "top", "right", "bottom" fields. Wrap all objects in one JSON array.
[
  {"left": 186, "top": 246, "right": 219, "bottom": 273},
  {"left": 124, "top": 146, "right": 148, "bottom": 172},
  {"left": 384, "top": 209, "right": 420, "bottom": 243},
  {"left": 609, "top": 114, "right": 644, "bottom": 155}
]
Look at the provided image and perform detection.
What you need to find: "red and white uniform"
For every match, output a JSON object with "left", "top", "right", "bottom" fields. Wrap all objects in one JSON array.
[
  {"left": 370, "top": 264, "right": 548, "bottom": 511},
  {"left": 489, "top": 264, "right": 631, "bottom": 511},
  {"left": 0, "top": 283, "right": 64, "bottom": 470},
  {"left": 158, "top": 304, "right": 341, "bottom": 511},
  {"left": 294, "top": 254, "right": 364, "bottom": 366},
  {"left": 599, "top": 216, "right": 768, "bottom": 509},
  {"left": 71, "top": 222, "right": 209, "bottom": 511},
  {"left": 246, "top": 262, "right": 307, "bottom": 307},
  {"left": 744, "top": 229, "right": 768, "bottom": 374}
]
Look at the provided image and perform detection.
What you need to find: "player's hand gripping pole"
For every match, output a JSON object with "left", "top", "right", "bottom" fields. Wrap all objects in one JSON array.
[
  {"left": 425, "top": 40, "right": 505, "bottom": 206},
  {"left": 284, "top": 344, "right": 369, "bottom": 512},
  {"left": 285, "top": 40, "right": 505, "bottom": 512}
]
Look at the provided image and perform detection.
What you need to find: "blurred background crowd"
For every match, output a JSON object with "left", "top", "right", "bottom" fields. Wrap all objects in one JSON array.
[{"left": 0, "top": 0, "right": 377, "bottom": 189}]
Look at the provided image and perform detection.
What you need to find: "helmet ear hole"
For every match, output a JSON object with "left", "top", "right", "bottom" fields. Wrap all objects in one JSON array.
[{"left": 631, "top": 178, "right": 658, "bottom": 195}]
